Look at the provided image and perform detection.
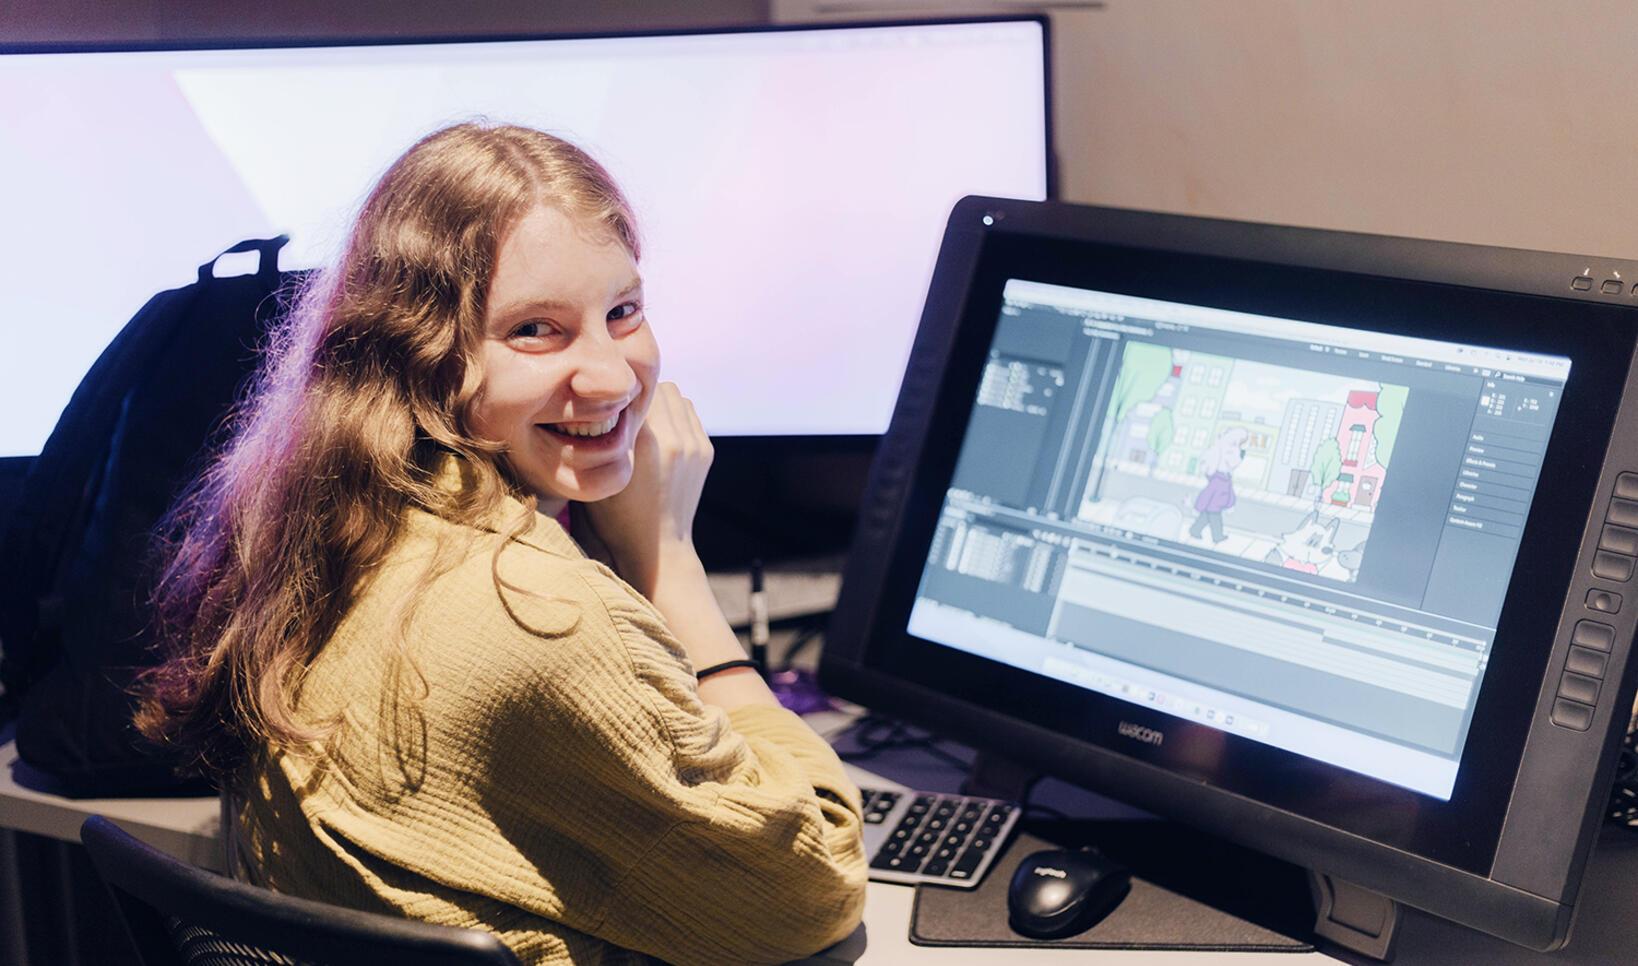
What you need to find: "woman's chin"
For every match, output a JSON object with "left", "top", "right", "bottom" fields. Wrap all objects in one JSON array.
[{"left": 538, "top": 461, "right": 633, "bottom": 507}]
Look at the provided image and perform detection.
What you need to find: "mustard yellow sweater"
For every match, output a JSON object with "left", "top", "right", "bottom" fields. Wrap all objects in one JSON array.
[{"left": 239, "top": 499, "right": 867, "bottom": 964}]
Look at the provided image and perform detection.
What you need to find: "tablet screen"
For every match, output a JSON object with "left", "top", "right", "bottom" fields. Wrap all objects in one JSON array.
[{"left": 907, "top": 280, "right": 1571, "bottom": 800}]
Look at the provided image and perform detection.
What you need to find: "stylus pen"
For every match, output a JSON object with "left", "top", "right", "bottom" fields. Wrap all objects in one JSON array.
[{"left": 750, "top": 559, "right": 769, "bottom": 677}]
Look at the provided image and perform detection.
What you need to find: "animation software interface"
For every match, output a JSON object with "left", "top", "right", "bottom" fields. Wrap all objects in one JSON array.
[{"left": 907, "top": 281, "right": 1570, "bottom": 799}]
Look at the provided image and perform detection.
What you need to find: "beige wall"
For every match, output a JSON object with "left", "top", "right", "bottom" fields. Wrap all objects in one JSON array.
[{"left": 1052, "top": 0, "right": 1638, "bottom": 258}]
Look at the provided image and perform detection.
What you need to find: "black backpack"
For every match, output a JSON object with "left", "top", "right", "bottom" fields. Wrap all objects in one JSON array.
[{"left": 0, "top": 238, "right": 301, "bottom": 796}]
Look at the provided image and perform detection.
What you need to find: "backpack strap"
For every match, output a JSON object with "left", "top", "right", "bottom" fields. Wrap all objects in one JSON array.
[{"left": 199, "top": 235, "right": 288, "bottom": 286}]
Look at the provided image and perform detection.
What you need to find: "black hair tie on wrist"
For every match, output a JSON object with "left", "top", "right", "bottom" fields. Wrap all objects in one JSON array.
[{"left": 696, "top": 659, "right": 760, "bottom": 681}]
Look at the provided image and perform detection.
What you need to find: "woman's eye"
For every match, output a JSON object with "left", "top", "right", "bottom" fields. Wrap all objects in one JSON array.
[
  {"left": 608, "top": 301, "right": 643, "bottom": 325},
  {"left": 513, "top": 321, "right": 553, "bottom": 339}
]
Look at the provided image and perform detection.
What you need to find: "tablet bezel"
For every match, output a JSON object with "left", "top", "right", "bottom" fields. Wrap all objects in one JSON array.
[{"left": 824, "top": 197, "right": 1638, "bottom": 947}]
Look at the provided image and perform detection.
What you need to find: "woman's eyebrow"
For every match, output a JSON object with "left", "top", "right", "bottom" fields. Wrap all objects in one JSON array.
[
  {"left": 493, "top": 296, "right": 576, "bottom": 318},
  {"left": 493, "top": 279, "right": 642, "bottom": 319}
]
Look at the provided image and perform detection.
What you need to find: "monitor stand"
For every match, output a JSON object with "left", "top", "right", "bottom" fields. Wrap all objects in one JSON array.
[{"left": 959, "top": 751, "right": 1403, "bottom": 961}]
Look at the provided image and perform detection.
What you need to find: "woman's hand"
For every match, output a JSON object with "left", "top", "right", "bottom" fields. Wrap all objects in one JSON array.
[
  {"left": 580, "top": 383, "right": 775, "bottom": 708},
  {"left": 580, "top": 382, "right": 713, "bottom": 599}
]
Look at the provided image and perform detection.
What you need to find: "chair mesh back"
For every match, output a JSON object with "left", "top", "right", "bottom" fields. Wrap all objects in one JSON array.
[{"left": 167, "top": 918, "right": 307, "bottom": 966}]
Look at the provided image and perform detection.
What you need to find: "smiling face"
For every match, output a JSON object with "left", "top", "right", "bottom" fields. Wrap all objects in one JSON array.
[{"left": 469, "top": 204, "right": 659, "bottom": 515}]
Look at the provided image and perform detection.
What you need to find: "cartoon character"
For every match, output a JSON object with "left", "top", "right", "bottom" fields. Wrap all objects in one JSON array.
[
  {"left": 1265, "top": 511, "right": 1341, "bottom": 574},
  {"left": 1188, "top": 427, "right": 1249, "bottom": 544},
  {"left": 1335, "top": 541, "right": 1367, "bottom": 580}
]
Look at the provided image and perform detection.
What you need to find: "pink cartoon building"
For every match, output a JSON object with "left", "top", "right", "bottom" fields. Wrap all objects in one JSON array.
[{"left": 1322, "top": 390, "right": 1386, "bottom": 508}]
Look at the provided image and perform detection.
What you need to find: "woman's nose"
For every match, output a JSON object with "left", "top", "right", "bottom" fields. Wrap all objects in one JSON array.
[{"left": 569, "top": 333, "right": 636, "bottom": 401}]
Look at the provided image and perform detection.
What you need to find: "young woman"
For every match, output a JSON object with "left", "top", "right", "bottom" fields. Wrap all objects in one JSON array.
[
  {"left": 135, "top": 123, "right": 866, "bottom": 965},
  {"left": 1188, "top": 426, "right": 1249, "bottom": 545}
]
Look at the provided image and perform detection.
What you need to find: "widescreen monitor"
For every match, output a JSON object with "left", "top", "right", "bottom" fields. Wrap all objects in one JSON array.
[
  {"left": 0, "top": 18, "right": 1051, "bottom": 458},
  {"left": 824, "top": 196, "right": 1638, "bottom": 950}
]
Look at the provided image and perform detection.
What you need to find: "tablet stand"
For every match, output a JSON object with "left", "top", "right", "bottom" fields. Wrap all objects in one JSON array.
[{"left": 1309, "top": 873, "right": 1402, "bottom": 961}]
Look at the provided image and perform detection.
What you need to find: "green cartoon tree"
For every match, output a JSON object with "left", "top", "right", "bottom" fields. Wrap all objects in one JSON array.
[
  {"left": 1310, "top": 438, "right": 1342, "bottom": 503},
  {"left": 1110, "top": 343, "right": 1175, "bottom": 427},
  {"left": 1372, "top": 384, "right": 1408, "bottom": 468},
  {"left": 1147, "top": 407, "right": 1175, "bottom": 466},
  {"left": 1090, "top": 343, "right": 1177, "bottom": 498}
]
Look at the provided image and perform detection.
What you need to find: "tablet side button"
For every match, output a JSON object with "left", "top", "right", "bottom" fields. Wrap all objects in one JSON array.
[
  {"left": 1551, "top": 699, "right": 1594, "bottom": 732},
  {"left": 1571, "top": 620, "right": 1615, "bottom": 652},
  {"left": 1565, "top": 645, "right": 1609, "bottom": 679},
  {"left": 1586, "top": 589, "right": 1623, "bottom": 614},
  {"left": 1592, "top": 551, "right": 1635, "bottom": 582},
  {"left": 1615, "top": 472, "right": 1638, "bottom": 501},
  {"left": 1610, "top": 498, "right": 1638, "bottom": 528},
  {"left": 1599, "top": 525, "right": 1638, "bottom": 556},
  {"left": 1558, "top": 672, "right": 1601, "bottom": 705}
]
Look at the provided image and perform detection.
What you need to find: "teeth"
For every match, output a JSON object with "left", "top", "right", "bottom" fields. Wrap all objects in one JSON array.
[{"left": 550, "top": 412, "right": 620, "bottom": 437}]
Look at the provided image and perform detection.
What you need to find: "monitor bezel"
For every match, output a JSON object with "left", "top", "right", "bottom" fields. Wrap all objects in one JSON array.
[{"left": 823, "top": 196, "right": 1638, "bottom": 949}]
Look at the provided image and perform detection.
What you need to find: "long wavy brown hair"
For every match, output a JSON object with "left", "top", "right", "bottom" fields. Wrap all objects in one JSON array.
[{"left": 134, "top": 122, "right": 640, "bottom": 786}]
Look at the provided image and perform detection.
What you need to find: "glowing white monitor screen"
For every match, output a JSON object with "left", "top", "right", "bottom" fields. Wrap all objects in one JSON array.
[{"left": 0, "top": 21, "right": 1048, "bottom": 457}]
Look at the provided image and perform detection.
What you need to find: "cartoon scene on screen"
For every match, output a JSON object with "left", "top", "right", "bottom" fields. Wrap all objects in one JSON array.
[{"left": 1077, "top": 343, "right": 1408, "bottom": 584}]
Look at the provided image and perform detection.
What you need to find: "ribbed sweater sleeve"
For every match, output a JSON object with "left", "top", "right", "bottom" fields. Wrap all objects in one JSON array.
[{"left": 579, "top": 582, "right": 868, "bottom": 964}]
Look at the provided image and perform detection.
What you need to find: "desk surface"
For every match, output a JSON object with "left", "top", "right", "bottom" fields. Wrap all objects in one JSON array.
[
  {"left": 0, "top": 734, "right": 221, "bottom": 871},
  {"left": 5, "top": 733, "right": 1635, "bottom": 964}
]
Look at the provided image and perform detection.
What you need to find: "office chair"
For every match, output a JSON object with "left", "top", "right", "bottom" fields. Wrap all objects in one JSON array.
[{"left": 79, "top": 815, "right": 522, "bottom": 966}]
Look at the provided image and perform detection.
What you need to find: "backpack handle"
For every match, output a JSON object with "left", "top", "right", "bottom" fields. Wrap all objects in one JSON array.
[{"left": 198, "top": 235, "right": 289, "bottom": 286}]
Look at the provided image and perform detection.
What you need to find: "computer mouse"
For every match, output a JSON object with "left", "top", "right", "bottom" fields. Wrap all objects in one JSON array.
[{"left": 1007, "top": 847, "right": 1131, "bottom": 940}]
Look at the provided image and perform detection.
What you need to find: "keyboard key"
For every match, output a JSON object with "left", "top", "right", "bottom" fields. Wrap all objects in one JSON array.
[
  {"left": 863, "top": 810, "right": 887, "bottom": 824},
  {"left": 914, "top": 829, "right": 940, "bottom": 846},
  {"left": 925, "top": 817, "right": 949, "bottom": 832},
  {"left": 969, "top": 836, "right": 992, "bottom": 852},
  {"left": 923, "top": 859, "right": 951, "bottom": 876},
  {"left": 952, "top": 846, "right": 986, "bottom": 878}
]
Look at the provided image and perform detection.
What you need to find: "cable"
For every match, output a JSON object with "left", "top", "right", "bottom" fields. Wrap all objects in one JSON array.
[
  {"left": 834, "top": 713, "right": 975, "bottom": 771},
  {"left": 835, "top": 713, "right": 1075, "bottom": 822},
  {"left": 773, "top": 620, "right": 826, "bottom": 672}
]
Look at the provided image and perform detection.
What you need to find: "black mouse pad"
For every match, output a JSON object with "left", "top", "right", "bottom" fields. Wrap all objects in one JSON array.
[{"left": 910, "top": 831, "right": 1314, "bottom": 951}]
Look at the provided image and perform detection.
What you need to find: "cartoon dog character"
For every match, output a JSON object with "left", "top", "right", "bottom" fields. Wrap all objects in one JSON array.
[{"left": 1265, "top": 511, "right": 1341, "bottom": 575}]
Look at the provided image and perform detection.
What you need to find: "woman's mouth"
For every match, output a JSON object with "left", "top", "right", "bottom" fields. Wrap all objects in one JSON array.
[{"left": 539, "top": 408, "right": 624, "bottom": 442}]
